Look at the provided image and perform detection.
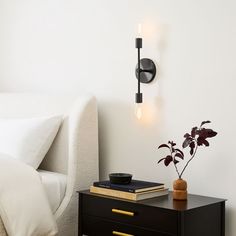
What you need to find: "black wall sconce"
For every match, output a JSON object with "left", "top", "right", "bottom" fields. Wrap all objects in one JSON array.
[{"left": 135, "top": 36, "right": 156, "bottom": 119}]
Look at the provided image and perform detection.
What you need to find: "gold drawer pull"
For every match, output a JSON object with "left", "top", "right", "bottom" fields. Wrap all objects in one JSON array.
[
  {"left": 112, "top": 208, "right": 134, "bottom": 216},
  {"left": 112, "top": 230, "right": 134, "bottom": 236}
]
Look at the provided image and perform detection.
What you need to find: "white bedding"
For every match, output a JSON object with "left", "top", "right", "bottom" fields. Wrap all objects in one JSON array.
[
  {"left": 38, "top": 170, "right": 67, "bottom": 213},
  {"left": 0, "top": 154, "right": 58, "bottom": 236}
]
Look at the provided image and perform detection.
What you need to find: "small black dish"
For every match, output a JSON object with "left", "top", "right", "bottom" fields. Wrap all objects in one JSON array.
[{"left": 109, "top": 173, "right": 132, "bottom": 185}]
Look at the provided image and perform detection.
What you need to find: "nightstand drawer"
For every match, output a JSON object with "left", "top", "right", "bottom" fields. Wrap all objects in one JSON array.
[
  {"left": 82, "top": 194, "right": 177, "bottom": 235},
  {"left": 82, "top": 215, "right": 173, "bottom": 236}
]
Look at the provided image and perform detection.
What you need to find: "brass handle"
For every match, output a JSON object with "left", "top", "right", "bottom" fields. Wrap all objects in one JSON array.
[
  {"left": 112, "top": 208, "right": 134, "bottom": 217},
  {"left": 112, "top": 230, "right": 134, "bottom": 236}
]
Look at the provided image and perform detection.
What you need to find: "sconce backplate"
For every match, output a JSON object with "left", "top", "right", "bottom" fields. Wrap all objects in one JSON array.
[{"left": 135, "top": 58, "right": 156, "bottom": 83}]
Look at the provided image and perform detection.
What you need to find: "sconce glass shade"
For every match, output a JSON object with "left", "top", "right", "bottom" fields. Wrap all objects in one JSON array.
[{"left": 135, "top": 103, "right": 143, "bottom": 120}]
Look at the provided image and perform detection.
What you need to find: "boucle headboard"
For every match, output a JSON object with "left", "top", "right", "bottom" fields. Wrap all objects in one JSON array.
[
  {"left": 0, "top": 93, "right": 98, "bottom": 176},
  {"left": 0, "top": 93, "right": 99, "bottom": 235}
]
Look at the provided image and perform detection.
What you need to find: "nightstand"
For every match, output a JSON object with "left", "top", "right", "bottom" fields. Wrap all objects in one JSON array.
[{"left": 78, "top": 190, "right": 225, "bottom": 236}]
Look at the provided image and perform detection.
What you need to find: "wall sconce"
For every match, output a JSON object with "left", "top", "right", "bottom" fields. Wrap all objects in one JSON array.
[{"left": 135, "top": 26, "right": 156, "bottom": 120}]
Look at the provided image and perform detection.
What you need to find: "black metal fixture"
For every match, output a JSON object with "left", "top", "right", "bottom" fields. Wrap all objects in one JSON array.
[{"left": 135, "top": 36, "right": 156, "bottom": 119}]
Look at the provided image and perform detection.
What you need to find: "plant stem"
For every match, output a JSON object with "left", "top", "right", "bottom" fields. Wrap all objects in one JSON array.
[
  {"left": 173, "top": 160, "right": 181, "bottom": 178},
  {"left": 171, "top": 146, "right": 181, "bottom": 178},
  {"left": 179, "top": 142, "right": 198, "bottom": 178}
]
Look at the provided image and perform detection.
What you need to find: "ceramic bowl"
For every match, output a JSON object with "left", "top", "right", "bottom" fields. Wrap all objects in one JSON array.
[{"left": 109, "top": 173, "right": 132, "bottom": 185}]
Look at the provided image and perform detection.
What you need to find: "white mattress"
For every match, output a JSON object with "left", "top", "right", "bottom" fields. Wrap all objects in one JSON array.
[{"left": 38, "top": 170, "right": 67, "bottom": 213}]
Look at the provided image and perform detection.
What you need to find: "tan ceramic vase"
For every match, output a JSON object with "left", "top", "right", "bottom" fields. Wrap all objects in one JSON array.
[{"left": 173, "top": 178, "right": 187, "bottom": 200}]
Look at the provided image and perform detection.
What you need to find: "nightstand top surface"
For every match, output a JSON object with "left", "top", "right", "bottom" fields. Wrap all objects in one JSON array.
[{"left": 79, "top": 190, "right": 226, "bottom": 211}]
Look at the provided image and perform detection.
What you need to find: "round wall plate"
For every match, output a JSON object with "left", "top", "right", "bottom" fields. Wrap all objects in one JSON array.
[{"left": 135, "top": 58, "right": 156, "bottom": 83}]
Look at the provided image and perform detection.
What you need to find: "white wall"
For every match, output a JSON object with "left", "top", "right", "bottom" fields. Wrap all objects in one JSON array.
[{"left": 0, "top": 0, "right": 235, "bottom": 235}]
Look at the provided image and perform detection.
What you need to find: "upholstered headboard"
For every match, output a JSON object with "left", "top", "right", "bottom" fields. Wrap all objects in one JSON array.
[
  {"left": 0, "top": 93, "right": 99, "bottom": 234},
  {"left": 0, "top": 93, "right": 98, "bottom": 176}
]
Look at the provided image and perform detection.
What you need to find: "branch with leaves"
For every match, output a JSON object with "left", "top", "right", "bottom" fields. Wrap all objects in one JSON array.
[{"left": 157, "top": 121, "right": 217, "bottom": 179}]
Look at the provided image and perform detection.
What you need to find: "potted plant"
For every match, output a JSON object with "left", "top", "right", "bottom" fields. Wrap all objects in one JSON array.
[{"left": 157, "top": 121, "right": 217, "bottom": 200}]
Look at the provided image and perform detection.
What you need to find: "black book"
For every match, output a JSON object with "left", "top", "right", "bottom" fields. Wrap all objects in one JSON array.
[{"left": 93, "top": 180, "right": 164, "bottom": 193}]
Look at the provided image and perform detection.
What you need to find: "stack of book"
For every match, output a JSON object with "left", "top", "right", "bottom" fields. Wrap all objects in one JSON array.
[{"left": 90, "top": 179, "right": 168, "bottom": 201}]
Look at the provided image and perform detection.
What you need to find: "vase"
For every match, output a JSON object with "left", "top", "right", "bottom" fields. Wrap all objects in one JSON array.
[{"left": 173, "top": 178, "right": 187, "bottom": 200}]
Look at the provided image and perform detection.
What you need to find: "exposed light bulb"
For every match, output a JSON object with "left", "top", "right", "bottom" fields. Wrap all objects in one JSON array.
[
  {"left": 135, "top": 103, "right": 142, "bottom": 120},
  {"left": 138, "top": 23, "right": 142, "bottom": 37}
]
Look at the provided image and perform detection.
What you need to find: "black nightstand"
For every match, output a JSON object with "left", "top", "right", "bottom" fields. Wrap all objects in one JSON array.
[{"left": 78, "top": 190, "right": 225, "bottom": 236}]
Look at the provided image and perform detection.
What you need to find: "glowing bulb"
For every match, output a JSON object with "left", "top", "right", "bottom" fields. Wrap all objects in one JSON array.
[
  {"left": 135, "top": 103, "right": 142, "bottom": 120},
  {"left": 138, "top": 23, "right": 142, "bottom": 37}
]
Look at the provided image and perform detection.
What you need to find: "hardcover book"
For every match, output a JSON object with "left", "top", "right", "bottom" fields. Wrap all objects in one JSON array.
[
  {"left": 93, "top": 180, "right": 164, "bottom": 193},
  {"left": 90, "top": 186, "right": 169, "bottom": 201}
]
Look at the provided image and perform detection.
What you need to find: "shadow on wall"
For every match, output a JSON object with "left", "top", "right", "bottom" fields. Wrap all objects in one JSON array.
[{"left": 97, "top": 97, "right": 165, "bottom": 180}]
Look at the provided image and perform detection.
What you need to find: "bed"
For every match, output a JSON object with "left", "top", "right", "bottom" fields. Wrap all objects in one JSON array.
[{"left": 0, "top": 93, "right": 99, "bottom": 236}]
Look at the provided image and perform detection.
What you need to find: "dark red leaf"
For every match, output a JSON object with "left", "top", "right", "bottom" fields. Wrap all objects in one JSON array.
[
  {"left": 191, "top": 127, "right": 198, "bottom": 138},
  {"left": 175, "top": 152, "right": 184, "bottom": 160},
  {"left": 190, "top": 141, "right": 195, "bottom": 147},
  {"left": 190, "top": 149, "right": 193, "bottom": 155},
  {"left": 158, "top": 144, "right": 170, "bottom": 149},
  {"left": 182, "top": 137, "right": 192, "bottom": 148},
  {"left": 157, "top": 157, "right": 166, "bottom": 163},
  {"left": 184, "top": 133, "right": 190, "bottom": 138},
  {"left": 198, "top": 128, "right": 217, "bottom": 140},
  {"left": 175, "top": 148, "right": 184, "bottom": 157},
  {"left": 197, "top": 128, "right": 208, "bottom": 139},
  {"left": 205, "top": 129, "right": 217, "bottom": 138},
  {"left": 202, "top": 139, "right": 209, "bottom": 146},
  {"left": 201, "top": 120, "right": 211, "bottom": 127},
  {"left": 164, "top": 155, "right": 173, "bottom": 166},
  {"left": 173, "top": 159, "right": 179, "bottom": 164},
  {"left": 189, "top": 141, "right": 195, "bottom": 155},
  {"left": 197, "top": 137, "right": 205, "bottom": 146}
]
